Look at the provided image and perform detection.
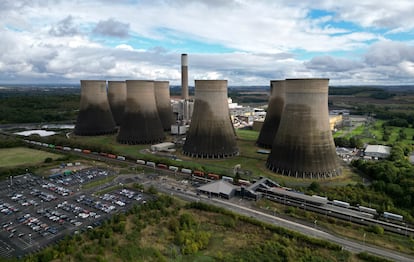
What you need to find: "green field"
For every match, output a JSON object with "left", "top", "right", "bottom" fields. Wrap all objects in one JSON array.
[
  {"left": 0, "top": 147, "right": 62, "bottom": 167},
  {"left": 334, "top": 119, "right": 414, "bottom": 145}
]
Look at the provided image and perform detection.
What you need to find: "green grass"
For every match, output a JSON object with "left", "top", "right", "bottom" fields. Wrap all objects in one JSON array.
[
  {"left": 335, "top": 119, "right": 414, "bottom": 146},
  {"left": 0, "top": 147, "right": 62, "bottom": 167}
]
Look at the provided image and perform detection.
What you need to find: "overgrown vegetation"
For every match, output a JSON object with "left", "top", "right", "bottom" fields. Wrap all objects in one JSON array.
[
  {"left": 9, "top": 196, "right": 364, "bottom": 261},
  {"left": 350, "top": 143, "right": 414, "bottom": 216}
]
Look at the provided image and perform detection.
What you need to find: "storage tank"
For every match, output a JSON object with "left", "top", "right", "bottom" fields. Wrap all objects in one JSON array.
[
  {"left": 117, "top": 80, "right": 165, "bottom": 144},
  {"left": 266, "top": 78, "right": 340, "bottom": 178},
  {"left": 107, "top": 81, "right": 126, "bottom": 125},
  {"left": 74, "top": 80, "right": 116, "bottom": 136},
  {"left": 154, "top": 81, "right": 174, "bottom": 130},
  {"left": 183, "top": 80, "right": 238, "bottom": 158},
  {"left": 256, "top": 80, "right": 285, "bottom": 148}
]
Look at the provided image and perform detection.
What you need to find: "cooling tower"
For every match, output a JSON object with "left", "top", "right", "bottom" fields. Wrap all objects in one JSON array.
[
  {"left": 183, "top": 80, "right": 238, "bottom": 158},
  {"left": 117, "top": 80, "right": 165, "bottom": 144},
  {"left": 266, "top": 78, "right": 340, "bottom": 179},
  {"left": 181, "top": 54, "right": 189, "bottom": 100},
  {"left": 154, "top": 81, "right": 174, "bottom": 130},
  {"left": 74, "top": 80, "right": 116, "bottom": 136},
  {"left": 108, "top": 81, "right": 126, "bottom": 125},
  {"left": 256, "top": 80, "right": 285, "bottom": 148}
]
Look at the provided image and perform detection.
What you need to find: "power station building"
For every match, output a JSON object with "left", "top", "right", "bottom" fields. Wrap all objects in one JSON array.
[
  {"left": 107, "top": 81, "right": 127, "bottom": 125},
  {"left": 154, "top": 81, "right": 174, "bottom": 131},
  {"left": 256, "top": 80, "right": 285, "bottom": 148},
  {"left": 74, "top": 80, "right": 117, "bottom": 136},
  {"left": 183, "top": 80, "right": 239, "bottom": 158},
  {"left": 266, "top": 78, "right": 340, "bottom": 179},
  {"left": 117, "top": 80, "right": 165, "bottom": 144}
]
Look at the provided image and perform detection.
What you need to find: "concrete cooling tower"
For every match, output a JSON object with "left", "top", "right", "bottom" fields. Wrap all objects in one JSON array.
[
  {"left": 108, "top": 81, "right": 126, "bottom": 125},
  {"left": 117, "top": 80, "right": 165, "bottom": 144},
  {"left": 266, "top": 78, "right": 340, "bottom": 179},
  {"left": 154, "top": 81, "right": 174, "bottom": 130},
  {"left": 256, "top": 80, "right": 285, "bottom": 148},
  {"left": 74, "top": 80, "right": 117, "bottom": 136},
  {"left": 183, "top": 80, "right": 238, "bottom": 158}
]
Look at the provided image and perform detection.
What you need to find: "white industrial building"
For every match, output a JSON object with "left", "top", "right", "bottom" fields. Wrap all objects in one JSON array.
[
  {"left": 151, "top": 142, "right": 175, "bottom": 152},
  {"left": 364, "top": 145, "right": 391, "bottom": 159}
]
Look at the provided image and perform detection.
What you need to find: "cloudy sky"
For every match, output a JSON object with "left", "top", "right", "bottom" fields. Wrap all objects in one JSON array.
[{"left": 1, "top": 0, "right": 414, "bottom": 86}]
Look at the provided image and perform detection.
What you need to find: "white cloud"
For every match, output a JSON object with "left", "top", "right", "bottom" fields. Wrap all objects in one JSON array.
[{"left": 0, "top": 0, "right": 413, "bottom": 85}]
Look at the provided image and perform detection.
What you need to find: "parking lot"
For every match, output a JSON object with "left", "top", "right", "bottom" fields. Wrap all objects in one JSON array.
[{"left": 0, "top": 169, "right": 150, "bottom": 258}]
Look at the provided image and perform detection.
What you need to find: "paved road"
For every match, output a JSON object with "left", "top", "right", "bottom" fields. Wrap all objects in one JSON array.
[{"left": 152, "top": 181, "right": 414, "bottom": 262}]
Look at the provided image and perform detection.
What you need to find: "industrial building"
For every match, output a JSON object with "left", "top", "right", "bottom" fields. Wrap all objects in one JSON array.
[
  {"left": 197, "top": 180, "right": 237, "bottom": 199},
  {"left": 183, "top": 80, "right": 239, "bottom": 158},
  {"left": 151, "top": 142, "right": 175, "bottom": 152},
  {"left": 266, "top": 78, "right": 340, "bottom": 179},
  {"left": 117, "top": 80, "right": 165, "bottom": 144},
  {"left": 364, "top": 145, "right": 391, "bottom": 159},
  {"left": 154, "top": 81, "right": 174, "bottom": 131},
  {"left": 107, "top": 81, "right": 126, "bottom": 125},
  {"left": 74, "top": 80, "right": 117, "bottom": 136},
  {"left": 329, "top": 114, "right": 343, "bottom": 131},
  {"left": 256, "top": 80, "right": 286, "bottom": 148}
]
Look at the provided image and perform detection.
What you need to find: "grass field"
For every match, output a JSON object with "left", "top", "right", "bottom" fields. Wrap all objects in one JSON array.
[
  {"left": 334, "top": 119, "right": 414, "bottom": 146},
  {"left": 0, "top": 147, "right": 62, "bottom": 167}
]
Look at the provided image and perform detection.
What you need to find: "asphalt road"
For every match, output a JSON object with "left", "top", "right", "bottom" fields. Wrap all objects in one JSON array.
[{"left": 151, "top": 180, "right": 414, "bottom": 262}]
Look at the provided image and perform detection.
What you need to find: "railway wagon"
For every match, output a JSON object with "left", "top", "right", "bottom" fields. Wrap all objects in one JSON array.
[
  {"left": 168, "top": 166, "right": 178, "bottom": 172},
  {"left": 358, "top": 206, "right": 377, "bottom": 215},
  {"left": 136, "top": 159, "right": 146, "bottom": 165},
  {"left": 332, "top": 200, "right": 350, "bottom": 208},
  {"left": 146, "top": 161, "right": 156, "bottom": 168},
  {"left": 383, "top": 211, "right": 403, "bottom": 221},
  {"left": 181, "top": 168, "right": 192, "bottom": 174},
  {"left": 193, "top": 170, "right": 205, "bottom": 177},
  {"left": 207, "top": 173, "right": 220, "bottom": 180}
]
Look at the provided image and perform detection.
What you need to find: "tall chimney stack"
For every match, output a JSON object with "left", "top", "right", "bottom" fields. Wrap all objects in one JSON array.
[{"left": 181, "top": 54, "right": 189, "bottom": 100}]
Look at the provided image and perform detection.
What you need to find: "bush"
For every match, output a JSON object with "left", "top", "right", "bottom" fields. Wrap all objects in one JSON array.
[
  {"left": 357, "top": 252, "right": 393, "bottom": 262},
  {"left": 367, "top": 225, "right": 384, "bottom": 235}
]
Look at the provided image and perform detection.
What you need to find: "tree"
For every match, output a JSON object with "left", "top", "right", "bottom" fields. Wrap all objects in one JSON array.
[{"left": 308, "top": 182, "right": 321, "bottom": 192}]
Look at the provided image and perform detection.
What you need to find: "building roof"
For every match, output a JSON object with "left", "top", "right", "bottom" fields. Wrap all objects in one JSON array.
[
  {"left": 365, "top": 145, "right": 391, "bottom": 155},
  {"left": 197, "top": 180, "right": 237, "bottom": 196}
]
